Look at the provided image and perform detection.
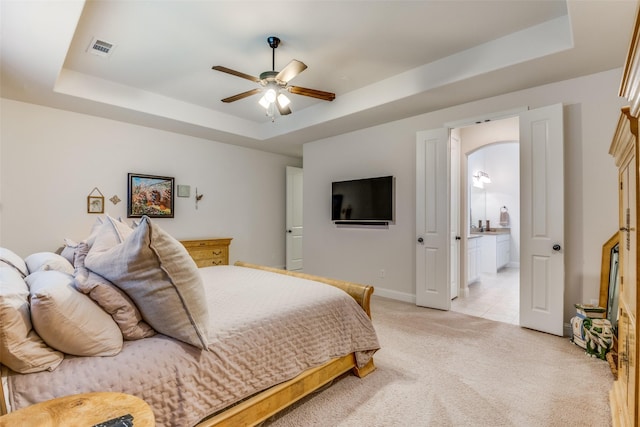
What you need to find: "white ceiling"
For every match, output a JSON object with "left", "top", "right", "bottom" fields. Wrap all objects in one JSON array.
[{"left": 1, "top": 0, "right": 638, "bottom": 157}]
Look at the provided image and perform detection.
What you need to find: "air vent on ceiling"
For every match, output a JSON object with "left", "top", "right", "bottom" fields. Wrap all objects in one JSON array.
[{"left": 87, "top": 37, "right": 116, "bottom": 57}]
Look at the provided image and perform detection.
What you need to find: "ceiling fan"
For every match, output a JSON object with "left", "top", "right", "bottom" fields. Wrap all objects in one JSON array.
[{"left": 212, "top": 36, "right": 335, "bottom": 120}]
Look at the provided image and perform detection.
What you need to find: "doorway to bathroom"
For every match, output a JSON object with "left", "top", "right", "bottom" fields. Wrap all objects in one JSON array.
[
  {"left": 416, "top": 104, "right": 564, "bottom": 335},
  {"left": 450, "top": 117, "right": 521, "bottom": 325}
]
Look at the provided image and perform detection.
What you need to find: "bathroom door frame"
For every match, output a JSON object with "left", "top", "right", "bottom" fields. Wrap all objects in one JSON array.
[{"left": 418, "top": 106, "right": 565, "bottom": 336}]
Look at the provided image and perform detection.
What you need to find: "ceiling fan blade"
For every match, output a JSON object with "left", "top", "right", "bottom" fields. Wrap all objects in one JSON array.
[
  {"left": 275, "top": 60, "right": 307, "bottom": 83},
  {"left": 221, "top": 88, "right": 262, "bottom": 103},
  {"left": 212, "top": 66, "right": 260, "bottom": 83},
  {"left": 287, "top": 86, "right": 336, "bottom": 101},
  {"left": 277, "top": 103, "right": 292, "bottom": 116}
]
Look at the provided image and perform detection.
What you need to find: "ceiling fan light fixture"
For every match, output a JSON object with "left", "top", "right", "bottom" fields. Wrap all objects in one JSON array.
[
  {"left": 277, "top": 93, "right": 291, "bottom": 108},
  {"left": 258, "top": 95, "right": 270, "bottom": 109},
  {"left": 264, "top": 88, "right": 277, "bottom": 103}
]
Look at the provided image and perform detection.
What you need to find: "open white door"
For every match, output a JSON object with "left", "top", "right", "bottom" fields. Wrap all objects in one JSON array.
[
  {"left": 286, "top": 166, "right": 303, "bottom": 271},
  {"left": 519, "top": 104, "right": 564, "bottom": 336},
  {"left": 450, "top": 134, "right": 461, "bottom": 299},
  {"left": 416, "top": 128, "right": 450, "bottom": 309}
]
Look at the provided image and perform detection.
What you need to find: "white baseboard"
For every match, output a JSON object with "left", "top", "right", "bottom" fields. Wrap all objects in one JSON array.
[{"left": 373, "top": 287, "right": 416, "bottom": 304}]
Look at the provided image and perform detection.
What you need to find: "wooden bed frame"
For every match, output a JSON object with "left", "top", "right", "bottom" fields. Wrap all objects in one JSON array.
[{"left": 0, "top": 261, "right": 376, "bottom": 426}]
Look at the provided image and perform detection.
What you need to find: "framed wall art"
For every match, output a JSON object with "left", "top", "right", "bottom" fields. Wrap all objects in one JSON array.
[
  {"left": 127, "top": 173, "right": 175, "bottom": 218},
  {"left": 87, "top": 187, "right": 104, "bottom": 214}
]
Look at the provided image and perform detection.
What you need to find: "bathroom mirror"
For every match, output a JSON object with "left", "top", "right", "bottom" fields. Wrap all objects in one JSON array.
[
  {"left": 599, "top": 233, "right": 620, "bottom": 332},
  {"left": 470, "top": 185, "right": 486, "bottom": 230}
]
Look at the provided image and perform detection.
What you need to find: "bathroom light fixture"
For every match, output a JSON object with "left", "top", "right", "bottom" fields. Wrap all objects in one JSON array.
[
  {"left": 477, "top": 170, "right": 491, "bottom": 183},
  {"left": 472, "top": 170, "right": 491, "bottom": 188}
]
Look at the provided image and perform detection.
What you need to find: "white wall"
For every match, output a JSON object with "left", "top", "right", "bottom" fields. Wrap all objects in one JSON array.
[
  {"left": 303, "top": 68, "right": 626, "bottom": 324},
  {"left": 482, "top": 143, "right": 520, "bottom": 264},
  {"left": 0, "top": 99, "right": 302, "bottom": 267}
]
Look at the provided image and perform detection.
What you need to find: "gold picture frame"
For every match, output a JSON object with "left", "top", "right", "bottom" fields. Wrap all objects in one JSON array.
[
  {"left": 87, "top": 188, "right": 104, "bottom": 214},
  {"left": 599, "top": 232, "right": 620, "bottom": 331}
]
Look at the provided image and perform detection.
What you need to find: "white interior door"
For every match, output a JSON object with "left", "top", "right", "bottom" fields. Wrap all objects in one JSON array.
[
  {"left": 450, "top": 134, "right": 460, "bottom": 299},
  {"left": 286, "top": 166, "right": 303, "bottom": 271},
  {"left": 416, "top": 128, "right": 450, "bottom": 309},
  {"left": 519, "top": 104, "right": 564, "bottom": 336}
]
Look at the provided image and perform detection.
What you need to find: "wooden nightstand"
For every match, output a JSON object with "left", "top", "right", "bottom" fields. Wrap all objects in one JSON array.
[
  {"left": 181, "top": 238, "right": 232, "bottom": 267},
  {"left": 0, "top": 392, "right": 155, "bottom": 427}
]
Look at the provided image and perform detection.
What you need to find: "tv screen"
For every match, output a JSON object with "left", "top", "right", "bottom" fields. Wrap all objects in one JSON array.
[{"left": 331, "top": 176, "right": 394, "bottom": 223}]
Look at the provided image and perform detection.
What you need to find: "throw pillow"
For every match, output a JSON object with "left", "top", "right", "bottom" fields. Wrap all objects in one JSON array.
[
  {"left": 86, "top": 214, "right": 133, "bottom": 255},
  {"left": 74, "top": 242, "right": 155, "bottom": 340},
  {"left": 0, "top": 267, "right": 64, "bottom": 373},
  {"left": 0, "top": 247, "right": 28, "bottom": 278},
  {"left": 27, "top": 270, "right": 123, "bottom": 356},
  {"left": 25, "top": 252, "right": 74, "bottom": 275},
  {"left": 85, "top": 216, "right": 209, "bottom": 349}
]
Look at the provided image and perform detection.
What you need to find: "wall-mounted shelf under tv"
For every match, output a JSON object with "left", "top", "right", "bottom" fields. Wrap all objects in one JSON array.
[
  {"left": 334, "top": 221, "right": 389, "bottom": 226},
  {"left": 331, "top": 175, "right": 395, "bottom": 225}
]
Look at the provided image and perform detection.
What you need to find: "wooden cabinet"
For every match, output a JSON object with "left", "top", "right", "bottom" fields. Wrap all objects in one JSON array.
[
  {"left": 467, "top": 236, "right": 481, "bottom": 284},
  {"left": 609, "top": 107, "right": 639, "bottom": 427},
  {"left": 181, "top": 238, "right": 232, "bottom": 267},
  {"left": 606, "top": 5, "right": 640, "bottom": 425}
]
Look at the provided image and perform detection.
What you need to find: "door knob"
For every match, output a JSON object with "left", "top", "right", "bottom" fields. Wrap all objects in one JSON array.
[
  {"left": 455, "top": 236, "right": 461, "bottom": 240},
  {"left": 417, "top": 237, "right": 424, "bottom": 243},
  {"left": 552, "top": 244, "right": 561, "bottom": 252},
  {"left": 287, "top": 230, "right": 292, "bottom": 233}
]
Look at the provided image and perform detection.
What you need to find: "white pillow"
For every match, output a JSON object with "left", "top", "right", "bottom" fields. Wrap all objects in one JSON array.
[
  {"left": 27, "top": 270, "right": 123, "bottom": 356},
  {"left": 0, "top": 267, "right": 64, "bottom": 373},
  {"left": 85, "top": 216, "right": 209, "bottom": 349},
  {"left": 0, "top": 247, "right": 28, "bottom": 278},
  {"left": 86, "top": 214, "right": 133, "bottom": 255},
  {"left": 84, "top": 216, "right": 105, "bottom": 248},
  {"left": 25, "top": 252, "right": 74, "bottom": 275}
]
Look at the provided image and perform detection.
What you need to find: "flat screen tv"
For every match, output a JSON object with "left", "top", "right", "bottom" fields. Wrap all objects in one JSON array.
[{"left": 331, "top": 175, "right": 394, "bottom": 224}]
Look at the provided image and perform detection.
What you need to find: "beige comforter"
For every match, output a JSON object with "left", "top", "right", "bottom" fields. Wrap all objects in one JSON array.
[{"left": 4, "top": 266, "right": 380, "bottom": 426}]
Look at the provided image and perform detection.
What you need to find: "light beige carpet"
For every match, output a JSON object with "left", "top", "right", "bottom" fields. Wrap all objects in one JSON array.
[{"left": 265, "top": 296, "right": 613, "bottom": 426}]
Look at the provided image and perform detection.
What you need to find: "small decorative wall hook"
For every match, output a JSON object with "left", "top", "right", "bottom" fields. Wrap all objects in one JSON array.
[{"left": 195, "top": 188, "right": 204, "bottom": 209}]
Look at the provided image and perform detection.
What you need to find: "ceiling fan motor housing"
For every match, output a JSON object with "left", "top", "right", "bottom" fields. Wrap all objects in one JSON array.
[{"left": 267, "top": 36, "right": 280, "bottom": 49}]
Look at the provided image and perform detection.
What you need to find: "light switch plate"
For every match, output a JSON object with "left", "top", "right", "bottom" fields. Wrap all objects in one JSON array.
[{"left": 177, "top": 185, "right": 191, "bottom": 197}]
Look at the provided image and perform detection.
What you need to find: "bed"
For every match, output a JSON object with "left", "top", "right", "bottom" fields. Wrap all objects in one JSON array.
[{"left": 0, "top": 215, "right": 379, "bottom": 426}]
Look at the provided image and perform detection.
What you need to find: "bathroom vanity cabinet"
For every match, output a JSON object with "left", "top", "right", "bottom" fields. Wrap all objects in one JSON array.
[
  {"left": 467, "top": 236, "right": 482, "bottom": 284},
  {"left": 481, "top": 233, "right": 511, "bottom": 273}
]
